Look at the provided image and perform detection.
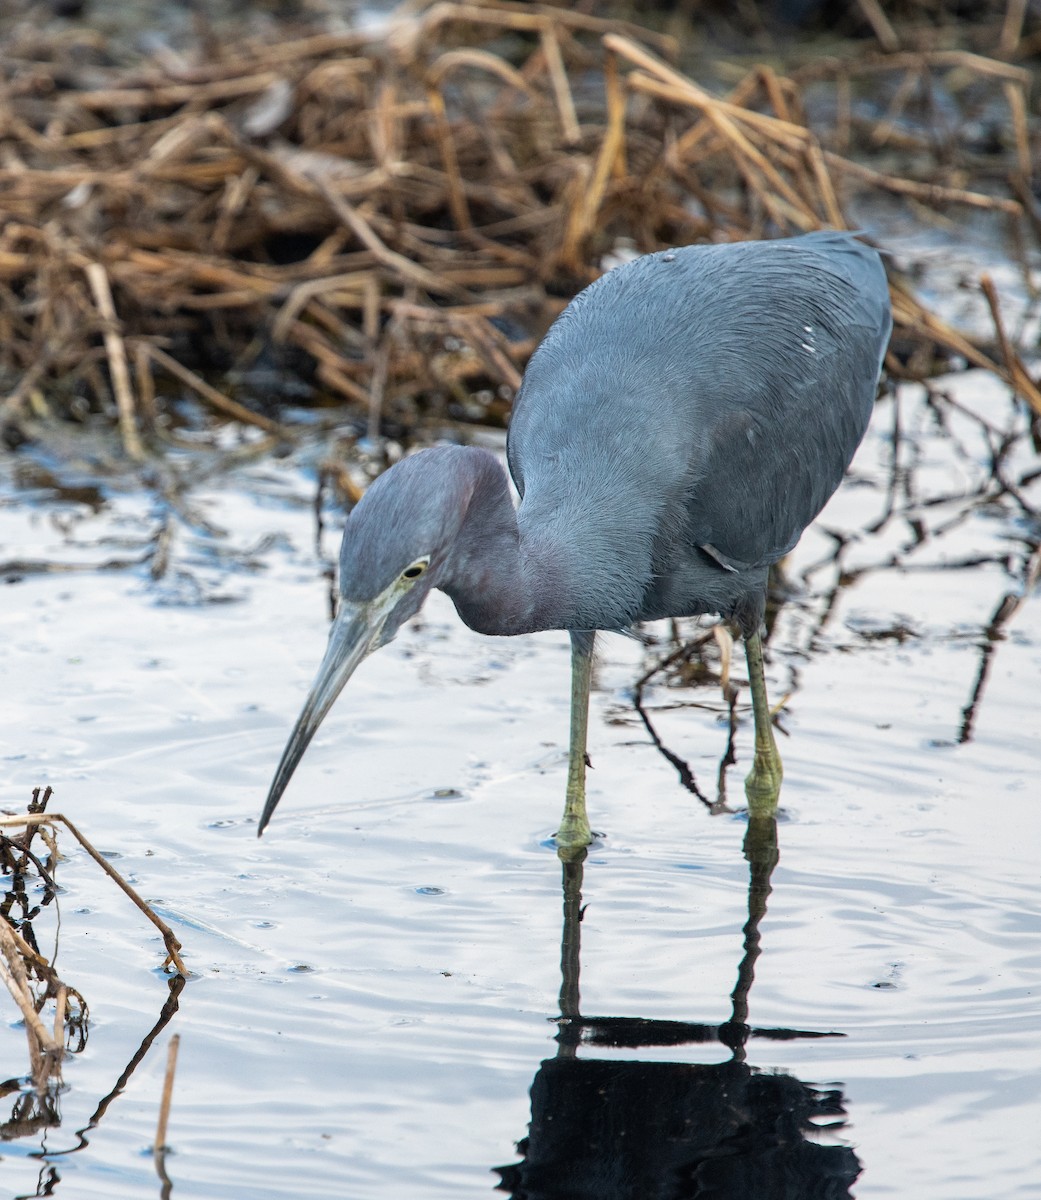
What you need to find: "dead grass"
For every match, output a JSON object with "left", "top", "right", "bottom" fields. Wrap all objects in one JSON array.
[{"left": 0, "top": 0, "right": 1039, "bottom": 459}]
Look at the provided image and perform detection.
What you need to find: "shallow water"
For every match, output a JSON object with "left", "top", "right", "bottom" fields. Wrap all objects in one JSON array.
[{"left": 1, "top": 370, "right": 1039, "bottom": 1199}]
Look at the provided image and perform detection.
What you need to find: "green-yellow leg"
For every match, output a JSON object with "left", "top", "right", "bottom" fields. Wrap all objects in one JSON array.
[
  {"left": 743, "top": 629, "right": 783, "bottom": 816},
  {"left": 555, "top": 630, "right": 595, "bottom": 859}
]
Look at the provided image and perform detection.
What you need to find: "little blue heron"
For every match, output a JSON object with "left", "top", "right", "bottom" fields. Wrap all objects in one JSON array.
[{"left": 259, "top": 231, "right": 892, "bottom": 851}]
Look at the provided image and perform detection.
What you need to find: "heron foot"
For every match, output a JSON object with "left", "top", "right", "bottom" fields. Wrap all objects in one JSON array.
[
  {"left": 744, "top": 749, "right": 783, "bottom": 818},
  {"left": 554, "top": 795, "right": 593, "bottom": 861}
]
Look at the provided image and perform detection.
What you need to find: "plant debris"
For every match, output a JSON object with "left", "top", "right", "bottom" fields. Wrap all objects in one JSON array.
[
  {"left": 1, "top": 785, "right": 187, "bottom": 1118},
  {"left": 0, "top": 0, "right": 1038, "bottom": 462}
]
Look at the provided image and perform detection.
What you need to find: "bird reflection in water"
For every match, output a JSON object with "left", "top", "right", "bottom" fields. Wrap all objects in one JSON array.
[{"left": 494, "top": 817, "right": 860, "bottom": 1199}]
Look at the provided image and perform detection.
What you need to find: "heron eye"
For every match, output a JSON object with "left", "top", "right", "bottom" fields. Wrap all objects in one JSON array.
[{"left": 402, "top": 559, "right": 428, "bottom": 581}]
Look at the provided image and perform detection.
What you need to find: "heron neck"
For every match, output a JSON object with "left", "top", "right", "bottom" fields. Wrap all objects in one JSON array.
[
  {"left": 442, "top": 450, "right": 644, "bottom": 635},
  {"left": 440, "top": 452, "right": 569, "bottom": 635}
]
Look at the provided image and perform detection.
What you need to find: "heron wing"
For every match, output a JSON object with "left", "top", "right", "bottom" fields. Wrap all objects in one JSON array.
[
  {"left": 681, "top": 236, "right": 890, "bottom": 569},
  {"left": 506, "top": 233, "right": 892, "bottom": 624}
]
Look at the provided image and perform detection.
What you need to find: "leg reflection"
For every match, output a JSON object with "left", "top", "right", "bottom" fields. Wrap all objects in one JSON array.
[{"left": 495, "top": 815, "right": 859, "bottom": 1198}]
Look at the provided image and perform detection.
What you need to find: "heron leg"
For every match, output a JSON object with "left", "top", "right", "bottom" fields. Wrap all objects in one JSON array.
[
  {"left": 743, "top": 630, "right": 783, "bottom": 816},
  {"left": 556, "top": 630, "right": 595, "bottom": 858}
]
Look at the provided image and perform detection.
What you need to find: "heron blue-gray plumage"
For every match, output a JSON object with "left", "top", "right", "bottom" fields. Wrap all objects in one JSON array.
[{"left": 259, "top": 231, "right": 892, "bottom": 848}]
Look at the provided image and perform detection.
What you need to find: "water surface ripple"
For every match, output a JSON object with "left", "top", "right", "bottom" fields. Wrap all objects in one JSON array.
[{"left": 1, "top": 371, "right": 1038, "bottom": 1199}]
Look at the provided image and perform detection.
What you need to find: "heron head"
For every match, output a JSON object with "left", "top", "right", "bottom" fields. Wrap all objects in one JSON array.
[{"left": 258, "top": 446, "right": 482, "bottom": 834}]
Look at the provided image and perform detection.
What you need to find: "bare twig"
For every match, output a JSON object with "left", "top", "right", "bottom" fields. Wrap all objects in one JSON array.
[
  {"left": 143, "top": 344, "right": 288, "bottom": 436},
  {"left": 979, "top": 275, "right": 1041, "bottom": 416},
  {"left": 0, "top": 920, "right": 64, "bottom": 1058},
  {"left": 84, "top": 263, "right": 146, "bottom": 462},
  {"left": 0, "top": 812, "right": 189, "bottom": 977}
]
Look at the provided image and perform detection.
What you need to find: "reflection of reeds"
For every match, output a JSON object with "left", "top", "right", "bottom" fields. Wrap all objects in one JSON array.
[
  {"left": 0, "top": 1, "right": 1037, "bottom": 455},
  {"left": 154, "top": 1032, "right": 181, "bottom": 1198},
  {"left": 1, "top": 786, "right": 187, "bottom": 1101}
]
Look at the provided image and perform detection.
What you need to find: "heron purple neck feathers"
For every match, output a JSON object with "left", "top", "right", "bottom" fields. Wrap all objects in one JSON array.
[
  {"left": 342, "top": 443, "right": 662, "bottom": 638},
  {"left": 429, "top": 446, "right": 569, "bottom": 637}
]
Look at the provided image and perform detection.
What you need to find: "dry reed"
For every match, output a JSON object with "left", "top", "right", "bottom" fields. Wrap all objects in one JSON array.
[{"left": 0, "top": 0, "right": 1038, "bottom": 455}]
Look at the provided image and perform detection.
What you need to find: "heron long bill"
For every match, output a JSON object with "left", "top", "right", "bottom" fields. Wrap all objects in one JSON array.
[{"left": 258, "top": 600, "right": 386, "bottom": 835}]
